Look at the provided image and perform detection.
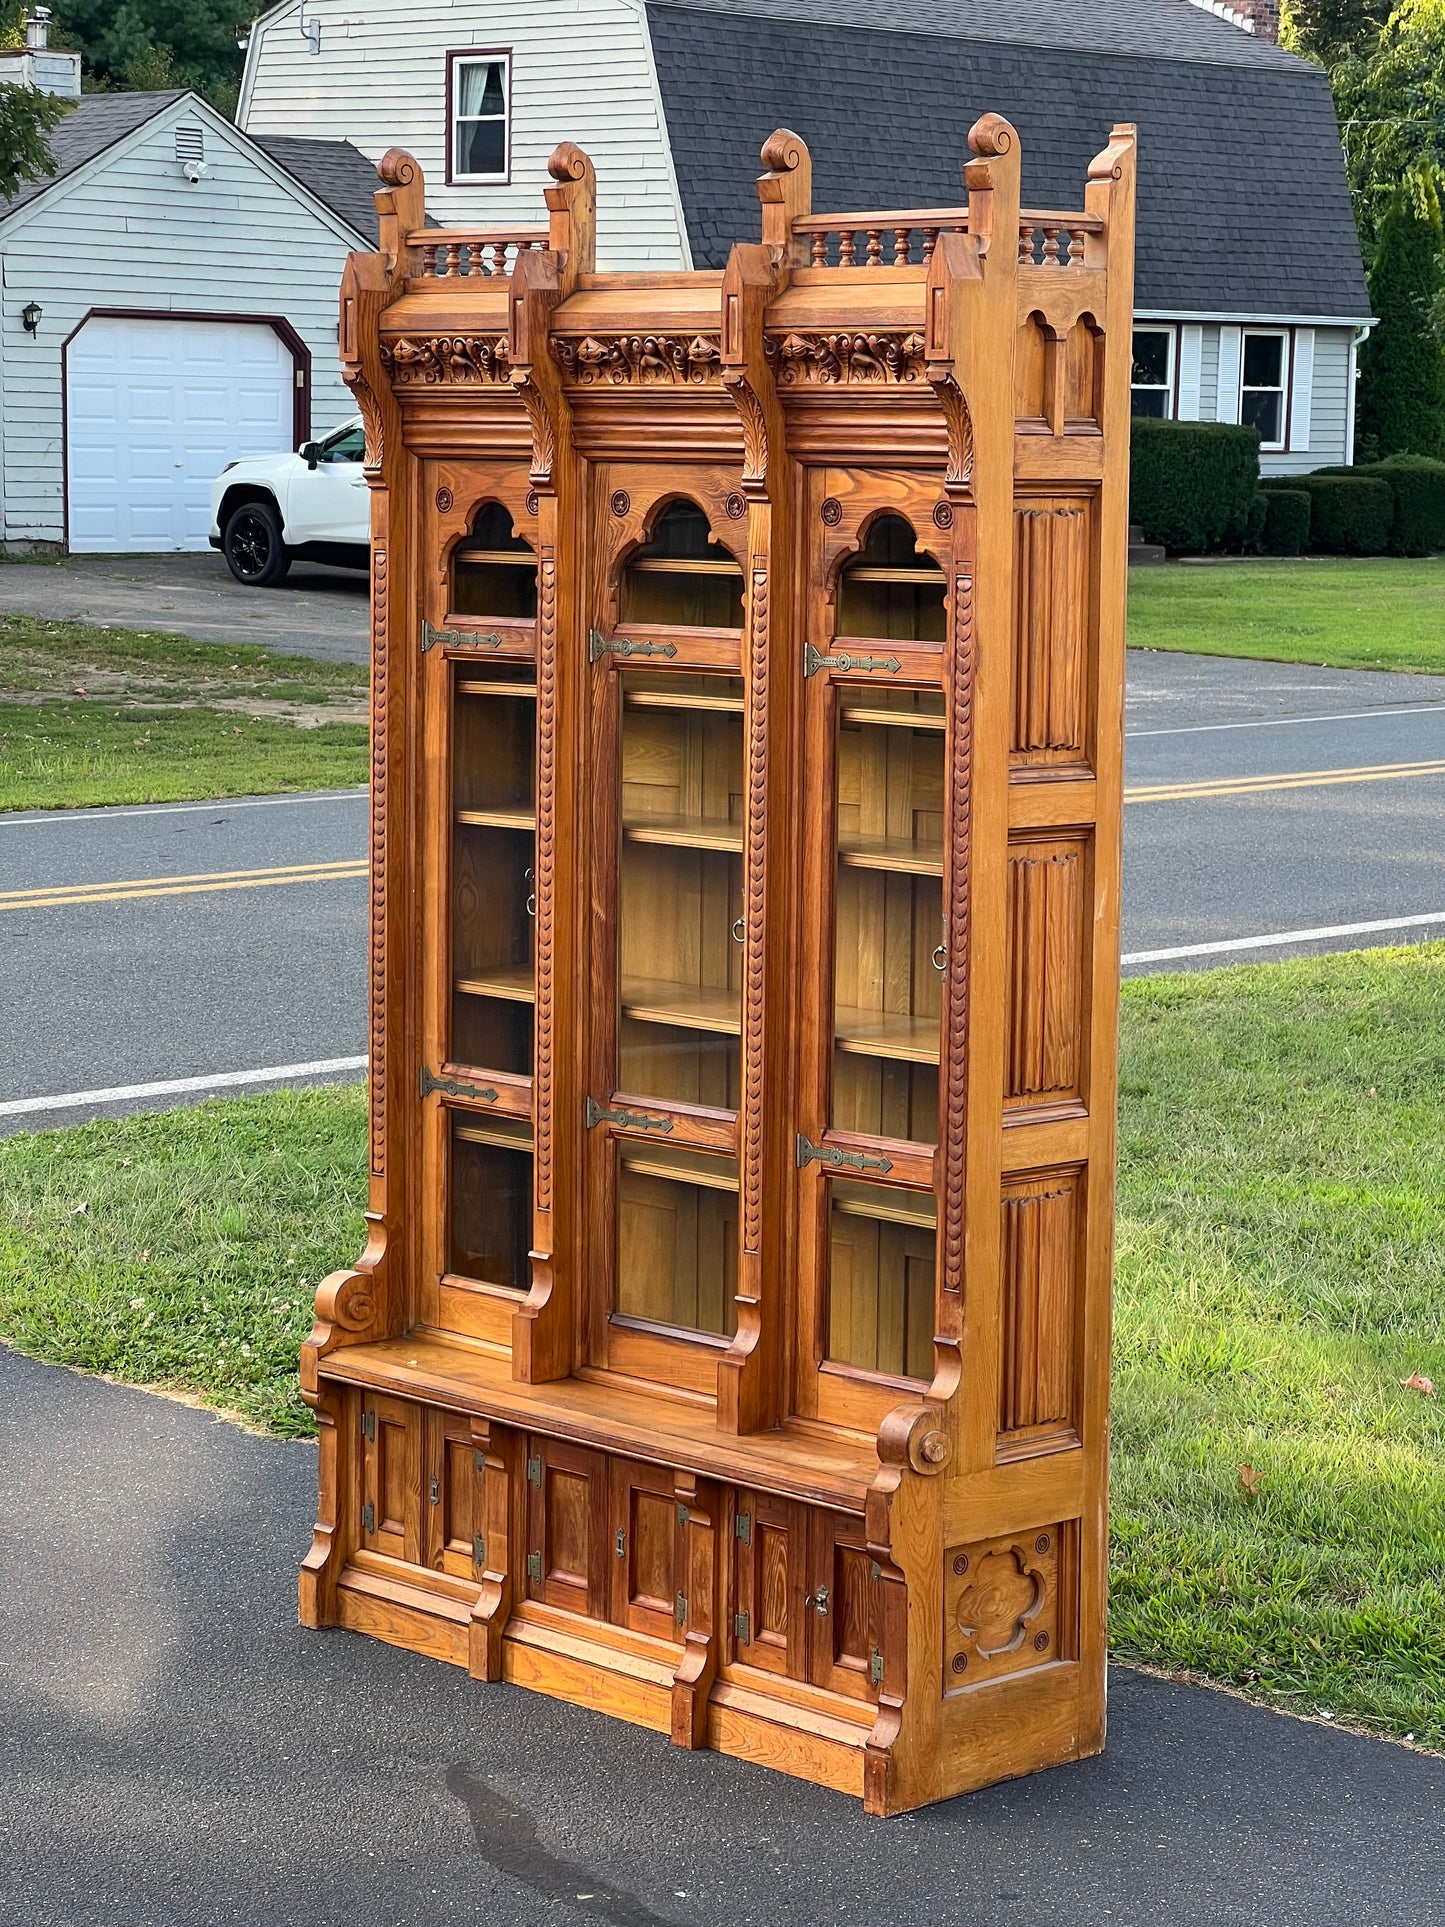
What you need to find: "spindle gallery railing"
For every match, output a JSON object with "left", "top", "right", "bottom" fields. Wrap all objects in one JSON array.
[
  {"left": 409, "top": 227, "right": 550, "bottom": 278},
  {"left": 790, "top": 208, "right": 1103, "bottom": 268}
]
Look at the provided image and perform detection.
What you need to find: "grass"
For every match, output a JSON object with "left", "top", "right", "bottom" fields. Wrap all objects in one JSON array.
[
  {"left": 0, "top": 614, "right": 369, "bottom": 810},
  {"left": 1127, "top": 556, "right": 1445, "bottom": 676},
  {"left": 1, "top": 945, "right": 1441, "bottom": 1738}
]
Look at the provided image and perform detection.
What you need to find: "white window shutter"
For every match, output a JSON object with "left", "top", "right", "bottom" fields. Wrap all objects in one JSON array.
[
  {"left": 1215, "top": 327, "right": 1242, "bottom": 424},
  {"left": 1177, "top": 325, "right": 1203, "bottom": 420},
  {"left": 1289, "top": 328, "right": 1314, "bottom": 453}
]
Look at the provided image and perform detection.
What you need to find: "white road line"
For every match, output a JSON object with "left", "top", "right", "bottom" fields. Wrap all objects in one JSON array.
[
  {"left": 1126, "top": 702, "right": 1445, "bottom": 739},
  {"left": 1121, "top": 911, "right": 1445, "bottom": 965},
  {"left": 0, "top": 1055, "right": 367, "bottom": 1119},
  {"left": 0, "top": 789, "right": 367, "bottom": 828}
]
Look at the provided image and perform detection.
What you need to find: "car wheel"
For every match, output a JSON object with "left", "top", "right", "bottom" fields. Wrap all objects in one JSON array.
[{"left": 222, "top": 499, "right": 291, "bottom": 587}]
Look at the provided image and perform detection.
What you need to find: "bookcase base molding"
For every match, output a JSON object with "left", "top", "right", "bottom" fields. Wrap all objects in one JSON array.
[{"left": 301, "top": 113, "right": 1136, "bottom": 1814}]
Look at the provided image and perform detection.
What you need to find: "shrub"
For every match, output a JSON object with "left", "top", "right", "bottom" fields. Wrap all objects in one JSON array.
[
  {"left": 1130, "top": 419, "right": 1260, "bottom": 553},
  {"left": 1302, "top": 475, "right": 1394, "bottom": 554},
  {"left": 1373, "top": 455, "right": 1445, "bottom": 555},
  {"left": 1355, "top": 186, "right": 1445, "bottom": 460},
  {"left": 1261, "top": 489, "right": 1311, "bottom": 555},
  {"left": 1244, "top": 492, "right": 1269, "bottom": 550}
]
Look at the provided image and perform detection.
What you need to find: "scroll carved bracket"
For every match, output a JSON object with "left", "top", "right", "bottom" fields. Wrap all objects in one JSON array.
[
  {"left": 927, "top": 368, "right": 975, "bottom": 498},
  {"left": 721, "top": 370, "right": 770, "bottom": 498},
  {"left": 422, "top": 622, "right": 501, "bottom": 654},
  {"left": 509, "top": 370, "right": 557, "bottom": 487}
]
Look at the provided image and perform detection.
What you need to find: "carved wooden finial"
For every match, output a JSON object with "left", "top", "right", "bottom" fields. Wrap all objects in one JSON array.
[
  {"left": 1088, "top": 122, "right": 1137, "bottom": 182},
  {"left": 377, "top": 147, "right": 422, "bottom": 189},
  {"left": 757, "top": 127, "right": 811, "bottom": 267},
  {"left": 967, "top": 113, "right": 1015, "bottom": 159},
  {"left": 760, "top": 127, "right": 807, "bottom": 175},
  {"left": 548, "top": 140, "right": 590, "bottom": 184},
  {"left": 374, "top": 149, "right": 424, "bottom": 276}
]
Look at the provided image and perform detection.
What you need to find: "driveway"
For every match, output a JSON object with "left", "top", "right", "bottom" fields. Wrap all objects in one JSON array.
[
  {"left": 1, "top": 1344, "right": 1440, "bottom": 1927},
  {"left": 0, "top": 551, "right": 368, "bottom": 664}
]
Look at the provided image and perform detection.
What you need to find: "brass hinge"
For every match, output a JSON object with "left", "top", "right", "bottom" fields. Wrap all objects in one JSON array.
[
  {"left": 420, "top": 1066, "right": 498, "bottom": 1103},
  {"left": 589, "top": 628, "right": 678, "bottom": 664},
  {"left": 474, "top": 1448, "right": 487, "bottom": 1472},
  {"left": 869, "top": 1647, "right": 884, "bottom": 1686},
  {"left": 615, "top": 1528, "right": 627, "bottom": 1558},
  {"left": 361, "top": 1501, "right": 375, "bottom": 1534},
  {"left": 734, "top": 1611, "right": 750, "bottom": 1643},
  {"left": 675, "top": 1591, "right": 688, "bottom": 1624},
  {"left": 526, "top": 1550, "right": 543, "bottom": 1581},
  {"left": 474, "top": 1533, "right": 487, "bottom": 1571},
  {"left": 796, "top": 1133, "right": 893, "bottom": 1176},
  {"left": 803, "top": 641, "right": 902, "bottom": 679},
  {"left": 586, "top": 1096, "right": 674, "bottom": 1134},
  {"left": 422, "top": 620, "right": 501, "bottom": 654},
  {"left": 526, "top": 1454, "right": 543, "bottom": 1486},
  {"left": 429, "top": 1478, "right": 440, "bottom": 1506},
  {"left": 676, "top": 1503, "right": 690, "bottom": 1527},
  {"left": 735, "top": 1510, "right": 752, "bottom": 1546},
  {"left": 361, "top": 1408, "right": 375, "bottom": 1442}
]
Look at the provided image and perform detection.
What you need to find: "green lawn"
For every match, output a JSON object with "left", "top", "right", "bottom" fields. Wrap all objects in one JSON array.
[
  {"left": 1, "top": 945, "right": 1441, "bottom": 1740},
  {"left": 1128, "top": 557, "right": 1445, "bottom": 676},
  {"left": 0, "top": 615, "right": 369, "bottom": 810}
]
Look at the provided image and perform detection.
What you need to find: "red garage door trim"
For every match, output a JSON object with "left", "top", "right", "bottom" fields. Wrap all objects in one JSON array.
[{"left": 59, "top": 308, "right": 313, "bottom": 552}]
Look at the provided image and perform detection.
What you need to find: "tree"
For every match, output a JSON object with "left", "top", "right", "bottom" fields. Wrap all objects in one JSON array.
[
  {"left": 1333, "top": 0, "right": 1445, "bottom": 243},
  {"left": 1355, "top": 181, "right": 1445, "bottom": 455},
  {"left": 0, "top": 83, "right": 71, "bottom": 202},
  {"left": 1281, "top": 0, "right": 1389, "bottom": 62},
  {"left": 51, "top": 1, "right": 245, "bottom": 113}
]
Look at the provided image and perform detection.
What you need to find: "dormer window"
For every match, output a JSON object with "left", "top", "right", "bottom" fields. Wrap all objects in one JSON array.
[{"left": 449, "top": 51, "right": 510, "bottom": 184}]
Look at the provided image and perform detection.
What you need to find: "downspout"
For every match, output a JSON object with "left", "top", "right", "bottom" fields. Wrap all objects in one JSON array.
[{"left": 1344, "top": 319, "right": 1375, "bottom": 466}]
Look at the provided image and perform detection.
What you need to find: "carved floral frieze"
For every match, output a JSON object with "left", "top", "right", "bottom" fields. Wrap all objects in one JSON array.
[
  {"left": 379, "top": 335, "right": 511, "bottom": 385},
  {"left": 764, "top": 331, "right": 928, "bottom": 385},
  {"left": 552, "top": 334, "right": 722, "bottom": 386}
]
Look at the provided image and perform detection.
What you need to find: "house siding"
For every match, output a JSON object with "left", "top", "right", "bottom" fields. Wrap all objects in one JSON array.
[
  {"left": 239, "top": 0, "right": 690, "bottom": 271},
  {"left": 1176, "top": 321, "right": 1351, "bottom": 470},
  {"left": 0, "top": 100, "right": 359, "bottom": 546}
]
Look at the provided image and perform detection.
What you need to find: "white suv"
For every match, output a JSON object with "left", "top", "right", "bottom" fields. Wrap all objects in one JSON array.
[{"left": 209, "top": 418, "right": 370, "bottom": 586}]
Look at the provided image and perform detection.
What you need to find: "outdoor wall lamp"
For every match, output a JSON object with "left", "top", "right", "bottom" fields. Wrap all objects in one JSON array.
[{"left": 21, "top": 302, "right": 41, "bottom": 334}]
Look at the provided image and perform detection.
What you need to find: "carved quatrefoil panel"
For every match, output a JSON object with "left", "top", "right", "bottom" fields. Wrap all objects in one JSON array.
[{"left": 942, "top": 1524, "right": 1067, "bottom": 1694}]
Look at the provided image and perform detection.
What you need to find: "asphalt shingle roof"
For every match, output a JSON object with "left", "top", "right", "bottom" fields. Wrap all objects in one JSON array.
[
  {"left": 647, "top": 0, "right": 1370, "bottom": 318},
  {"left": 250, "top": 135, "right": 381, "bottom": 244},
  {"left": 0, "top": 90, "right": 182, "bottom": 222}
]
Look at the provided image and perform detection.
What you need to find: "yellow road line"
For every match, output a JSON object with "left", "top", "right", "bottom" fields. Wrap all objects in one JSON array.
[
  {"left": 1, "top": 861, "right": 367, "bottom": 913},
  {"left": 1126, "top": 758, "right": 1445, "bottom": 804}
]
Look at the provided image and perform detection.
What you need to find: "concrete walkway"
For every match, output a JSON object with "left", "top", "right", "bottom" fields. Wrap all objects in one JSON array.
[{"left": 1, "top": 1346, "right": 1441, "bottom": 1927}]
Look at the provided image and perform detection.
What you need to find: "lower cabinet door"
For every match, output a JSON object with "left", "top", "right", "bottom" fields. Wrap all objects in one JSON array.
[
  {"left": 608, "top": 1458, "right": 683, "bottom": 1642},
  {"left": 733, "top": 1490, "right": 809, "bottom": 1679},
  {"left": 424, "top": 1409, "right": 480, "bottom": 1581},
  {"left": 525, "top": 1437, "right": 609, "bottom": 1617},
  {"left": 806, "top": 1510, "right": 881, "bottom": 1703},
  {"left": 361, "top": 1392, "right": 423, "bottom": 1565}
]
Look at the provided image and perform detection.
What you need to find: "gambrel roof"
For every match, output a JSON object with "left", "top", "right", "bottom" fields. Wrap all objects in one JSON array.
[{"left": 647, "top": 0, "right": 1370, "bottom": 319}]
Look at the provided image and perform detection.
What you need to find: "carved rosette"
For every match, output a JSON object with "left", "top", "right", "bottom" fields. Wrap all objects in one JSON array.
[
  {"left": 551, "top": 334, "right": 722, "bottom": 386},
  {"left": 533, "top": 546, "right": 557, "bottom": 1214},
  {"left": 763, "top": 331, "right": 927, "bottom": 385},
  {"left": 369, "top": 545, "right": 389, "bottom": 1180},
  {"left": 943, "top": 1526, "right": 1065, "bottom": 1690},
  {"left": 940, "top": 571, "right": 974, "bottom": 1293},
  {"left": 740, "top": 560, "right": 769, "bottom": 1255},
  {"left": 379, "top": 335, "right": 511, "bottom": 385}
]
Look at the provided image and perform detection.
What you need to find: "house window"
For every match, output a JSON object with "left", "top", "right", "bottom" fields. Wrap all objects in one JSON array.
[
  {"left": 450, "top": 52, "right": 510, "bottom": 182},
  {"left": 1240, "top": 330, "right": 1289, "bottom": 450},
  {"left": 1130, "top": 328, "right": 1175, "bottom": 418}
]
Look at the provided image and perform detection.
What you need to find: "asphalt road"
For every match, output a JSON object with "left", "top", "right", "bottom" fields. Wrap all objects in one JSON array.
[{"left": 1, "top": 1345, "right": 1440, "bottom": 1927}]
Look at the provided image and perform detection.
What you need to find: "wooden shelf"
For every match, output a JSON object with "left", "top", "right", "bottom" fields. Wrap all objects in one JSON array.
[
  {"left": 843, "top": 566, "right": 946, "bottom": 584},
  {"left": 838, "top": 834, "right": 943, "bottom": 877},
  {"left": 455, "top": 549, "right": 538, "bottom": 567},
  {"left": 624, "top": 689, "right": 744, "bottom": 715},
  {"left": 621, "top": 976, "right": 741, "bottom": 1035},
  {"left": 454, "top": 1117, "right": 534, "bottom": 1151},
  {"left": 831, "top": 1180, "right": 936, "bottom": 1230},
  {"left": 628, "top": 557, "right": 743, "bottom": 577},
  {"left": 623, "top": 813, "right": 744, "bottom": 854},
  {"left": 618, "top": 1146, "right": 739, "bottom": 1190},
  {"left": 838, "top": 701, "right": 945, "bottom": 733},
  {"left": 834, "top": 1006, "right": 940, "bottom": 1065},
  {"left": 319, "top": 1333, "right": 879, "bottom": 1509},
  {"left": 455, "top": 806, "right": 535, "bottom": 831},
  {"left": 457, "top": 678, "right": 538, "bottom": 698},
  {"left": 456, "top": 968, "right": 534, "bottom": 1004}
]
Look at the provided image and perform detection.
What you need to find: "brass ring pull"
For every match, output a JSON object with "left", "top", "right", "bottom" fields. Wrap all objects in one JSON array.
[
  {"left": 526, "top": 867, "right": 537, "bottom": 920},
  {"left": 931, "top": 942, "right": 947, "bottom": 972},
  {"left": 732, "top": 917, "right": 746, "bottom": 944}
]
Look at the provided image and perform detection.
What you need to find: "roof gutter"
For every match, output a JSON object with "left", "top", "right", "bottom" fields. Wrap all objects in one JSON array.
[{"left": 1135, "top": 307, "right": 1376, "bottom": 328}]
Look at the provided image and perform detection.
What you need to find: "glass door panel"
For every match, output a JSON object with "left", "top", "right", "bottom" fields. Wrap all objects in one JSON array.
[
  {"left": 831, "top": 689, "right": 945, "bottom": 1144},
  {"left": 452, "top": 662, "right": 536, "bottom": 1074},
  {"left": 618, "top": 672, "right": 745, "bottom": 1111},
  {"left": 449, "top": 1113, "right": 533, "bottom": 1288},
  {"left": 616, "top": 1144, "right": 739, "bottom": 1339},
  {"left": 827, "top": 1178, "right": 935, "bottom": 1381}
]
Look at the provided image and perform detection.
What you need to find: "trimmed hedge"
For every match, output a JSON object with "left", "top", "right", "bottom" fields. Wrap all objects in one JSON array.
[
  {"left": 1261, "top": 489, "right": 1310, "bottom": 556},
  {"left": 1293, "top": 458, "right": 1445, "bottom": 556},
  {"left": 1130, "top": 419, "right": 1260, "bottom": 553},
  {"left": 1302, "top": 476, "right": 1394, "bottom": 555}
]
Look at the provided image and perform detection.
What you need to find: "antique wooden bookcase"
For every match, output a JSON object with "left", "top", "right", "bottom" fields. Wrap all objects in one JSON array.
[{"left": 301, "top": 114, "right": 1136, "bottom": 1814}]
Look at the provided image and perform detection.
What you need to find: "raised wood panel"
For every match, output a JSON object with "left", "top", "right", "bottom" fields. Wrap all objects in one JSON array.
[
  {"left": 1011, "top": 503, "right": 1090, "bottom": 768},
  {"left": 610, "top": 1457, "right": 683, "bottom": 1643},
  {"left": 808, "top": 1511, "right": 880, "bottom": 1704},
  {"left": 1004, "top": 833, "right": 1089, "bottom": 1113},
  {"left": 362, "top": 1393, "right": 421, "bottom": 1566},
  {"left": 425, "top": 1409, "right": 479, "bottom": 1580},
  {"left": 734, "top": 1490, "right": 808, "bottom": 1680},
  {"left": 999, "top": 1170, "right": 1082, "bottom": 1452},
  {"left": 527, "top": 1438, "right": 609, "bottom": 1619}
]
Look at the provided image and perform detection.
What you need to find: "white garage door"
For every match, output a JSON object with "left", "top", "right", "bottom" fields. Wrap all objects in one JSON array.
[{"left": 66, "top": 316, "right": 295, "bottom": 553}]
